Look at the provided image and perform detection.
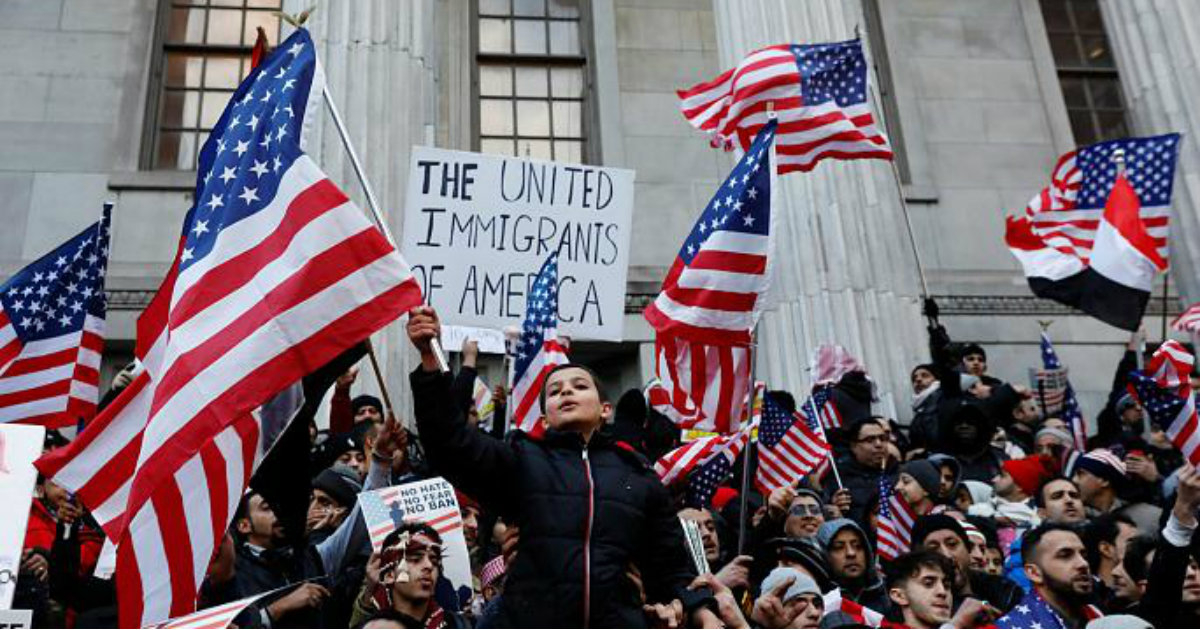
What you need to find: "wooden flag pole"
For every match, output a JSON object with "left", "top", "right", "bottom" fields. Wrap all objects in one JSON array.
[{"left": 735, "top": 330, "right": 759, "bottom": 556}]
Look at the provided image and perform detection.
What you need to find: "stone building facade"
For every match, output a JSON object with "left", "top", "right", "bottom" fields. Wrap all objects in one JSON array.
[{"left": 0, "top": 0, "right": 1195, "bottom": 428}]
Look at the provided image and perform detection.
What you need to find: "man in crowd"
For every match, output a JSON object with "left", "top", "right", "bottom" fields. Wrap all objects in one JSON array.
[
  {"left": 911, "top": 515, "right": 1022, "bottom": 615},
  {"left": 997, "top": 524, "right": 1098, "bottom": 629},
  {"left": 970, "top": 455, "right": 1053, "bottom": 528},
  {"left": 894, "top": 460, "right": 941, "bottom": 516},
  {"left": 825, "top": 417, "right": 895, "bottom": 524},
  {"left": 885, "top": 550, "right": 997, "bottom": 629},
  {"left": 1082, "top": 513, "right": 1138, "bottom": 598},
  {"left": 817, "top": 518, "right": 890, "bottom": 612}
]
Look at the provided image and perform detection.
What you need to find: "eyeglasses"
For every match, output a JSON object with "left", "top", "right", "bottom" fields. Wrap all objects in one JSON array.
[{"left": 789, "top": 504, "right": 822, "bottom": 517}]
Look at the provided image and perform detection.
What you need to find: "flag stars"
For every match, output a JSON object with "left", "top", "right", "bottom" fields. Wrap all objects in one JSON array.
[
  {"left": 248, "top": 114, "right": 260, "bottom": 131},
  {"left": 233, "top": 139, "right": 250, "bottom": 157},
  {"left": 219, "top": 166, "right": 238, "bottom": 184},
  {"left": 238, "top": 186, "right": 260, "bottom": 205},
  {"left": 192, "top": 220, "right": 210, "bottom": 237},
  {"left": 287, "top": 41, "right": 305, "bottom": 57},
  {"left": 181, "top": 248, "right": 195, "bottom": 263},
  {"left": 206, "top": 193, "right": 225, "bottom": 212},
  {"left": 250, "top": 159, "right": 269, "bottom": 178},
  {"left": 283, "top": 78, "right": 296, "bottom": 91}
]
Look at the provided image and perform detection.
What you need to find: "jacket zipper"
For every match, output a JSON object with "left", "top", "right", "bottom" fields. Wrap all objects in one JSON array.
[{"left": 582, "top": 445, "right": 595, "bottom": 628}]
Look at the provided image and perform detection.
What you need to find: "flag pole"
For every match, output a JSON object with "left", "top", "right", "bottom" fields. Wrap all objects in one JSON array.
[
  {"left": 320, "top": 86, "right": 451, "bottom": 377},
  {"left": 859, "top": 28, "right": 931, "bottom": 306},
  {"left": 736, "top": 330, "right": 758, "bottom": 556}
]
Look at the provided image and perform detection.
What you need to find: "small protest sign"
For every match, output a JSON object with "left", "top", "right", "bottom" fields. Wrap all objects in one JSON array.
[
  {"left": 0, "top": 424, "right": 45, "bottom": 610},
  {"left": 359, "top": 477, "right": 472, "bottom": 606}
]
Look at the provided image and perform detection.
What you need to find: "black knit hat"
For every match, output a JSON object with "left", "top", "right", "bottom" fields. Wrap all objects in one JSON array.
[
  {"left": 764, "top": 537, "right": 833, "bottom": 592},
  {"left": 961, "top": 343, "right": 986, "bottom": 360},
  {"left": 352, "top": 394, "right": 384, "bottom": 417},
  {"left": 312, "top": 464, "right": 363, "bottom": 509},
  {"left": 911, "top": 514, "right": 969, "bottom": 549}
]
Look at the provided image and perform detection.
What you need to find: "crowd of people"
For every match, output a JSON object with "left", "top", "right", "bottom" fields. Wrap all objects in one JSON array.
[{"left": 14, "top": 304, "right": 1200, "bottom": 628}]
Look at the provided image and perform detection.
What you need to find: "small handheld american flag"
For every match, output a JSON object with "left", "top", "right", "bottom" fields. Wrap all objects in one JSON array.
[
  {"left": 677, "top": 39, "right": 892, "bottom": 173},
  {"left": 509, "top": 250, "right": 568, "bottom": 435},
  {"left": 0, "top": 204, "right": 110, "bottom": 427},
  {"left": 875, "top": 472, "right": 916, "bottom": 562},
  {"left": 755, "top": 390, "right": 831, "bottom": 494},
  {"left": 1039, "top": 332, "right": 1086, "bottom": 451}
]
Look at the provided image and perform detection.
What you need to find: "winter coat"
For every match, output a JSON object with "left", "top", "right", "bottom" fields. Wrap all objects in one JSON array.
[
  {"left": 815, "top": 519, "right": 890, "bottom": 614},
  {"left": 411, "top": 368, "right": 697, "bottom": 628},
  {"left": 822, "top": 456, "right": 897, "bottom": 527}
]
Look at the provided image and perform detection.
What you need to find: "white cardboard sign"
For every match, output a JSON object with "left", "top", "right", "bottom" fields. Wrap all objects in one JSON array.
[
  {"left": 0, "top": 425, "right": 45, "bottom": 610},
  {"left": 401, "top": 146, "right": 635, "bottom": 341}
]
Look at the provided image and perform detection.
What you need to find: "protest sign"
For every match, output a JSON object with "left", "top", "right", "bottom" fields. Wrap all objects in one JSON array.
[
  {"left": 359, "top": 477, "right": 472, "bottom": 605},
  {"left": 0, "top": 610, "right": 31, "bottom": 629},
  {"left": 401, "top": 146, "right": 635, "bottom": 341},
  {"left": 441, "top": 325, "right": 507, "bottom": 355},
  {"left": 0, "top": 424, "right": 44, "bottom": 610}
]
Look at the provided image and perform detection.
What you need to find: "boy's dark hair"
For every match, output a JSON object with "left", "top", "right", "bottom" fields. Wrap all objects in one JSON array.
[
  {"left": 767, "top": 390, "right": 797, "bottom": 414},
  {"left": 885, "top": 549, "right": 953, "bottom": 589},
  {"left": 1083, "top": 513, "right": 1136, "bottom": 569},
  {"left": 538, "top": 362, "right": 608, "bottom": 413},
  {"left": 845, "top": 416, "right": 886, "bottom": 443},
  {"left": 356, "top": 607, "right": 421, "bottom": 628},
  {"left": 1022, "top": 522, "right": 1083, "bottom": 566},
  {"left": 1034, "top": 475, "right": 1078, "bottom": 508},
  {"left": 1122, "top": 535, "right": 1156, "bottom": 584},
  {"left": 380, "top": 521, "right": 443, "bottom": 549}
]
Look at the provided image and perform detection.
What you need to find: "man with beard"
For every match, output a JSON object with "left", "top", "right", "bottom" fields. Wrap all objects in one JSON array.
[
  {"left": 1004, "top": 477, "right": 1087, "bottom": 592},
  {"left": 996, "top": 524, "right": 1100, "bottom": 629},
  {"left": 816, "top": 519, "right": 889, "bottom": 612},
  {"left": 678, "top": 507, "right": 753, "bottom": 590},
  {"left": 911, "top": 515, "right": 1022, "bottom": 615}
]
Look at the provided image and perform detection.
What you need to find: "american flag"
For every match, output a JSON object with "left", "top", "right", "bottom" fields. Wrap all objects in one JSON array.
[
  {"left": 1040, "top": 332, "right": 1086, "bottom": 451},
  {"left": 677, "top": 39, "right": 892, "bottom": 174},
  {"left": 1172, "top": 302, "right": 1200, "bottom": 333},
  {"left": 807, "top": 385, "right": 842, "bottom": 431},
  {"left": 686, "top": 448, "right": 733, "bottom": 510},
  {"left": 38, "top": 29, "right": 423, "bottom": 628},
  {"left": 755, "top": 390, "right": 831, "bottom": 494},
  {"left": 0, "top": 205, "right": 110, "bottom": 427},
  {"left": 1021, "top": 134, "right": 1179, "bottom": 265},
  {"left": 645, "top": 336, "right": 752, "bottom": 434},
  {"left": 996, "top": 590, "right": 1103, "bottom": 629},
  {"left": 1128, "top": 340, "right": 1200, "bottom": 467},
  {"left": 510, "top": 251, "right": 568, "bottom": 435},
  {"left": 654, "top": 421, "right": 752, "bottom": 487},
  {"left": 875, "top": 472, "right": 916, "bottom": 562},
  {"left": 822, "top": 589, "right": 885, "bottom": 628},
  {"left": 643, "top": 119, "right": 777, "bottom": 347},
  {"left": 361, "top": 490, "right": 463, "bottom": 551}
]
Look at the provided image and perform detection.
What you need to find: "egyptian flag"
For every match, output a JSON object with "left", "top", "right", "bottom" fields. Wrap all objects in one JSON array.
[{"left": 1007, "top": 173, "right": 1165, "bottom": 331}]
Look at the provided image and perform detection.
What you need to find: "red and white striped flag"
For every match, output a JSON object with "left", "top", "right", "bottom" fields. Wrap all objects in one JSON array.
[
  {"left": 646, "top": 335, "right": 752, "bottom": 434},
  {"left": 654, "top": 423, "right": 752, "bottom": 487},
  {"left": 1172, "top": 303, "right": 1200, "bottom": 333},
  {"left": 0, "top": 205, "right": 110, "bottom": 427},
  {"left": 876, "top": 473, "right": 917, "bottom": 562},
  {"left": 823, "top": 589, "right": 885, "bottom": 628},
  {"left": 40, "top": 29, "right": 423, "bottom": 627},
  {"left": 509, "top": 251, "right": 568, "bottom": 435},
  {"left": 1129, "top": 340, "right": 1200, "bottom": 467},
  {"left": 755, "top": 389, "right": 831, "bottom": 494},
  {"left": 677, "top": 40, "right": 891, "bottom": 174}
]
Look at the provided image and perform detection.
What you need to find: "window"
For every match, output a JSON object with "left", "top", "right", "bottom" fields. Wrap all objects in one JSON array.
[
  {"left": 1040, "top": 0, "right": 1128, "bottom": 145},
  {"left": 146, "top": 0, "right": 283, "bottom": 171},
  {"left": 475, "top": 0, "right": 588, "bottom": 163}
]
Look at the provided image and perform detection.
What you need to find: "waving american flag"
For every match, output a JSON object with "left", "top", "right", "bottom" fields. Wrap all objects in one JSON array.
[
  {"left": 677, "top": 39, "right": 892, "bottom": 173},
  {"left": 1128, "top": 340, "right": 1200, "bottom": 467},
  {"left": 1040, "top": 332, "right": 1086, "bottom": 451},
  {"left": 0, "top": 205, "right": 110, "bottom": 427},
  {"left": 876, "top": 472, "right": 916, "bottom": 562},
  {"left": 38, "top": 28, "right": 423, "bottom": 628},
  {"left": 510, "top": 251, "right": 568, "bottom": 435},
  {"left": 755, "top": 390, "right": 831, "bottom": 494}
]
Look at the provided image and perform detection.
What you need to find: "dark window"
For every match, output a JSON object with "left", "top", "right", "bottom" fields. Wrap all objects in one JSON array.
[
  {"left": 147, "top": 0, "right": 283, "bottom": 170},
  {"left": 1040, "top": 0, "right": 1128, "bottom": 145},
  {"left": 475, "top": 0, "right": 588, "bottom": 162}
]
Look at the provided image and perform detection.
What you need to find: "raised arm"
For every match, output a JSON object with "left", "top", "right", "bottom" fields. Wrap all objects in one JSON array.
[
  {"left": 407, "top": 307, "right": 519, "bottom": 510},
  {"left": 1138, "top": 464, "right": 1200, "bottom": 627}
]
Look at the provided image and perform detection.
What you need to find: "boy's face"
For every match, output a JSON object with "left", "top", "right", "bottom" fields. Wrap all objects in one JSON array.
[{"left": 543, "top": 367, "right": 611, "bottom": 434}]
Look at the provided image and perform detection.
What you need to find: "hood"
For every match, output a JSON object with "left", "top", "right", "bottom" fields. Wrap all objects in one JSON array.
[
  {"left": 936, "top": 398, "right": 996, "bottom": 456},
  {"left": 816, "top": 518, "right": 880, "bottom": 586},
  {"left": 927, "top": 453, "right": 962, "bottom": 501}
]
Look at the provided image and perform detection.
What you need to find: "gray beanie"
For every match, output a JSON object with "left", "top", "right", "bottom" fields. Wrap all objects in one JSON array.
[
  {"left": 901, "top": 459, "right": 942, "bottom": 496},
  {"left": 817, "top": 518, "right": 865, "bottom": 552},
  {"left": 1035, "top": 425, "right": 1073, "bottom": 446},
  {"left": 1086, "top": 615, "right": 1152, "bottom": 629},
  {"left": 760, "top": 566, "right": 821, "bottom": 603}
]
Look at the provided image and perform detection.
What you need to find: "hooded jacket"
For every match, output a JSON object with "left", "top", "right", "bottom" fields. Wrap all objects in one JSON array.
[
  {"left": 816, "top": 519, "right": 890, "bottom": 614},
  {"left": 411, "top": 367, "right": 697, "bottom": 628}
]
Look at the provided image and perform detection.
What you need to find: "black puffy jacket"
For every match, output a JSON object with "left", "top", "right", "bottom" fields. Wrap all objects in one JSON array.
[{"left": 411, "top": 368, "right": 697, "bottom": 628}]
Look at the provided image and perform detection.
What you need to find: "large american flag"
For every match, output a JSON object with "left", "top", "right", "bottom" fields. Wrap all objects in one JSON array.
[
  {"left": 677, "top": 39, "right": 892, "bottom": 174},
  {"left": 38, "top": 28, "right": 423, "bottom": 627},
  {"left": 0, "top": 205, "right": 110, "bottom": 427},
  {"left": 510, "top": 251, "right": 568, "bottom": 435},
  {"left": 1040, "top": 332, "right": 1086, "bottom": 451},
  {"left": 1020, "top": 134, "right": 1180, "bottom": 265},
  {"left": 645, "top": 336, "right": 752, "bottom": 434},
  {"left": 875, "top": 472, "right": 917, "bottom": 562},
  {"left": 755, "top": 390, "right": 831, "bottom": 494},
  {"left": 644, "top": 119, "right": 777, "bottom": 346},
  {"left": 1128, "top": 340, "right": 1200, "bottom": 467}
]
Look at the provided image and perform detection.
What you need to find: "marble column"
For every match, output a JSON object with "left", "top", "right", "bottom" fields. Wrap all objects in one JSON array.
[
  {"left": 284, "top": 0, "right": 442, "bottom": 415},
  {"left": 712, "top": 0, "right": 927, "bottom": 420},
  {"left": 1099, "top": 0, "right": 1200, "bottom": 306}
]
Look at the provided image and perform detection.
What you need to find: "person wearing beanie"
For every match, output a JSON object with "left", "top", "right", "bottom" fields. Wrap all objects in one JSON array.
[
  {"left": 1073, "top": 449, "right": 1127, "bottom": 515},
  {"left": 909, "top": 363, "right": 943, "bottom": 451},
  {"left": 911, "top": 514, "right": 1024, "bottom": 616},
  {"left": 1002, "top": 455, "right": 1058, "bottom": 499},
  {"left": 960, "top": 343, "right": 1003, "bottom": 387},
  {"left": 307, "top": 464, "right": 363, "bottom": 537},
  {"left": 752, "top": 567, "right": 825, "bottom": 629},
  {"left": 352, "top": 394, "right": 384, "bottom": 425},
  {"left": 927, "top": 454, "right": 962, "bottom": 505},
  {"left": 895, "top": 460, "right": 940, "bottom": 516},
  {"left": 763, "top": 537, "right": 834, "bottom": 593},
  {"left": 1035, "top": 425, "right": 1074, "bottom": 459}
]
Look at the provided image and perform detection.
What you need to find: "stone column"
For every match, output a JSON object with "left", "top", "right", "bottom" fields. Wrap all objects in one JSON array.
[
  {"left": 285, "top": 0, "right": 442, "bottom": 415},
  {"left": 712, "top": 0, "right": 927, "bottom": 420},
  {"left": 1099, "top": 0, "right": 1200, "bottom": 305}
]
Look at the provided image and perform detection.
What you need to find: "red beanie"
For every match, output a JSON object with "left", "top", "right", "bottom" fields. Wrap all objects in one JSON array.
[
  {"left": 1002, "top": 455, "right": 1056, "bottom": 496},
  {"left": 712, "top": 487, "right": 739, "bottom": 511}
]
